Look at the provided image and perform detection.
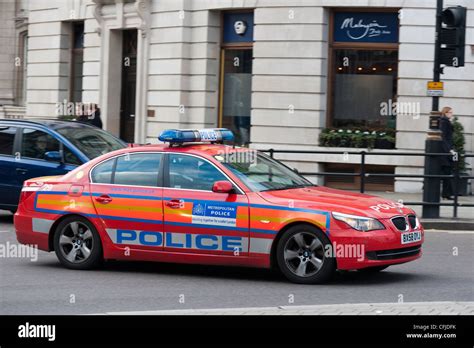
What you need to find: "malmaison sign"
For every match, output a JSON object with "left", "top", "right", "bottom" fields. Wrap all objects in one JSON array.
[{"left": 334, "top": 12, "right": 399, "bottom": 43}]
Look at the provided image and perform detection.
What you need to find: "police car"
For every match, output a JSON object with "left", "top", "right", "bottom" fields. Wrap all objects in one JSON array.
[{"left": 14, "top": 128, "right": 423, "bottom": 284}]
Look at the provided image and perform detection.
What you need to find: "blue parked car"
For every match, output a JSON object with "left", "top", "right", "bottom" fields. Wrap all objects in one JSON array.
[{"left": 0, "top": 119, "right": 126, "bottom": 213}]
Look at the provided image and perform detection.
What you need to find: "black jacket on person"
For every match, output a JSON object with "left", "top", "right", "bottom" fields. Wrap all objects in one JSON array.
[
  {"left": 439, "top": 115, "right": 453, "bottom": 166},
  {"left": 88, "top": 110, "right": 103, "bottom": 129}
]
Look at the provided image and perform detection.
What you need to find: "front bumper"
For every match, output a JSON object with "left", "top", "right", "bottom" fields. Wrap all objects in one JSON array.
[{"left": 329, "top": 217, "right": 424, "bottom": 270}]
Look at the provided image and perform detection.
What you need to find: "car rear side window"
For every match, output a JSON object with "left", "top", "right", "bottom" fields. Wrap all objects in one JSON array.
[
  {"left": 0, "top": 126, "right": 16, "bottom": 156},
  {"left": 114, "top": 153, "right": 162, "bottom": 187},
  {"left": 21, "top": 128, "right": 60, "bottom": 161},
  {"left": 168, "top": 154, "right": 227, "bottom": 191},
  {"left": 91, "top": 158, "right": 115, "bottom": 184}
]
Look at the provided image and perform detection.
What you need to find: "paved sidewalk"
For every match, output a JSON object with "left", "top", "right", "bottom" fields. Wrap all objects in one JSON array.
[{"left": 103, "top": 302, "right": 474, "bottom": 315}]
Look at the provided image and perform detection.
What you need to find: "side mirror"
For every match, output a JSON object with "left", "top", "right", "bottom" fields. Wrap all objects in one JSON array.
[
  {"left": 212, "top": 180, "right": 234, "bottom": 193},
  {"left": 44, "top": 151, "right": 62, "bottom": 163}
]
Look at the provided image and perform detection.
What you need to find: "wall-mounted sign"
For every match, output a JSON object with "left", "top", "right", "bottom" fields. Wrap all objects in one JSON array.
[
  {"left": 427, "top": 81, "right": 444, "bottom": 97},
  {"left": 334, "top": 12, "right": 399, "bottom": 43},
  {"left": 234, "top": 20, "right": 247, "bottom": 35},
  {"left": 223, "top": 12, "right": 254, "bottom": 43}
]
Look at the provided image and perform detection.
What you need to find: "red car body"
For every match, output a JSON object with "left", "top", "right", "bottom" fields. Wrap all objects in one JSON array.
[{"left": 14, "top": 143, "right": 423, "bottom": 273}]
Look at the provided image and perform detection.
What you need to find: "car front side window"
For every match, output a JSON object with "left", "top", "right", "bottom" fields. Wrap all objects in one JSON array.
[{"left": 168, "top": 154, "right": 227, "bottom": 191}]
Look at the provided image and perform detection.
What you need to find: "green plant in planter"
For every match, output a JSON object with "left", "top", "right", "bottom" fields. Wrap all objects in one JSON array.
[
  {"left": 318, "top": 131, "right": 328, "bottom": 146},
  {"left": 319, "top": 129, "right": 335, "bottom": 147},
  {"left": 366, "top": 131, "right": 377, "bottom": 149},
  {"left": 351, "top": 130, "right": 364, "bottom": 148},
  {"left": 452, "top": 117, "right": 467, "bottom": 172},
  {"left": 319, "top": 127, "right": 396, "bottom": 149},
  {"left": 339, "top": 129, "right": 351, "bottom": 147},
  {"left": 58, "top": 115, "right": 77, "bottom": 121}
]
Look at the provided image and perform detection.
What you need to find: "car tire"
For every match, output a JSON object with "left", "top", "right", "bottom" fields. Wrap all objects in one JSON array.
[
  {"left": 54, "top": 216, "right": 103, "bottom": 270},
  {"left": 358, "top": 265, "right": 389, "bottom": 273},
  {"left": 276, "top": 224, "right": 335, "bottom": 284}
]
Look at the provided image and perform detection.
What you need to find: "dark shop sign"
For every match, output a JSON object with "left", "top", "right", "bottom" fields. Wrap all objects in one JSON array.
[{"left": 334, "top": 12, "right": 399, "bottom": 43}]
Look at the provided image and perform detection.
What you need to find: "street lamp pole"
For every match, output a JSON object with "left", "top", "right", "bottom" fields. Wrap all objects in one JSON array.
[{"left": 422, "top": 0, "right": 443, "bottom": 218}]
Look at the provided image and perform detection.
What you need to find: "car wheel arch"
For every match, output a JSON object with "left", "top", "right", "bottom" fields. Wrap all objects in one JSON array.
[{"left": 269, "top": 221, "right": 334, "bottom": 270}]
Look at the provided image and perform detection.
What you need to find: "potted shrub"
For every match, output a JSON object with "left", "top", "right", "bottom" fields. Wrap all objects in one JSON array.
[{"left": 452, "top": 117, "right": 470, "bottom": 195}]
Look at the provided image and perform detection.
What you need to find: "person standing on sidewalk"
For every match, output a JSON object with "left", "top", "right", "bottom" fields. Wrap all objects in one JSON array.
[
  {"left": 439, "top": 106, "right": 455, "bottom": 199},
  {"left": 87, "top": 103, "right": 103, "bottom": 129}
]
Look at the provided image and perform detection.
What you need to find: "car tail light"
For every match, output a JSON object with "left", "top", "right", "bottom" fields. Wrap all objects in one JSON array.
[{"left": 19, "top": 181, "right": 45, "bottom": 206}]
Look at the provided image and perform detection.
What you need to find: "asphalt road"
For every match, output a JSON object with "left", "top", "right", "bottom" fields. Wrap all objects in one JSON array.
[{"left": 0, "top": 211, "right": 473, "bottom": 315}]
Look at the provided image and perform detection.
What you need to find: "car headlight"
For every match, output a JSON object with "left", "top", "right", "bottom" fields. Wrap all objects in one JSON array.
[{"left": 332, "top": 212, "right": 385, "bottom": 232}]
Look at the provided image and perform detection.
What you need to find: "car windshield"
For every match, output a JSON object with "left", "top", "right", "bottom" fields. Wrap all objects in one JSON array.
[
  {"left": 56, "top": 126, "right": 125, "bottom": 159},
  {"left": 215, "top": 151, "right": 314, "bottom": 192}
]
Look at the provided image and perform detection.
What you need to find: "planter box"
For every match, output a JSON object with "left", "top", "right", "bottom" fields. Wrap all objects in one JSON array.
[{"left": 375, "top": 139, "right": 395, "bottom": 149}]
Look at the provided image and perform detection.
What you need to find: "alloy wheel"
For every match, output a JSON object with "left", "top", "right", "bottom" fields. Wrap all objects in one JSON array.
[
  {"left": 283, "top": 231, "right": 325, "bottom": 277},
  {"left": 58, "top": 221, "right": 94, "bottom": 264}
]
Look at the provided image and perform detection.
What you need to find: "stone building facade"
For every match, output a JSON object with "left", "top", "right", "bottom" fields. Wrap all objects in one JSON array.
[{"left": 1, "top": 0, "right": 473, "bottom": 192}]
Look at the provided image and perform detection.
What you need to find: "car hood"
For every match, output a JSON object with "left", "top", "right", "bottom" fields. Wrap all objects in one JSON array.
[{"left": 257, "top": 186, "right": 415, "bottom": 220}]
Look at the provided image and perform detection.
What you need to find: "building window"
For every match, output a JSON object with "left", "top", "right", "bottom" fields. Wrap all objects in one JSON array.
[
  {"left": 219, "top": 12, "right": 254, "bottom": 146},
  {"left": 16, "top": 31, "right": 28, "bottom": 106},
  {"left": 70, "top": 22, "right": 84, "bottom": 104},
  {"left": 329, "top": 11, "right": 399, "bottom": 130}
]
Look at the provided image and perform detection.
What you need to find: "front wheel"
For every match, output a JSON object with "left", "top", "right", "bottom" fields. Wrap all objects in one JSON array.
[
  {"left": 54, "top": 216, "right": 103, "bottom": 270},
  {"left": 276, "top": 225, "right": 335, "bottom": 284}
]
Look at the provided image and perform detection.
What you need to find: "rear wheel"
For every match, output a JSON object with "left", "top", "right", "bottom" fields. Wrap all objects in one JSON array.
[
  {"left": 276, "top": 225, "right": 335, "bottom": 284},
  {"left": 54, "top": 216, "right": 103, "bottom": 270}
]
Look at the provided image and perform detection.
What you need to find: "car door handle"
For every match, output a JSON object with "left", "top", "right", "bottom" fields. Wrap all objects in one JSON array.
[
  {"left": 16, "top": 168, "right": 28, "bottom": 175},
  {"left": 166, "top": 199, "right": 184, "bottom": 209},
  {"left": 95, "top": 195, "right": 112, "bottom": 204}
]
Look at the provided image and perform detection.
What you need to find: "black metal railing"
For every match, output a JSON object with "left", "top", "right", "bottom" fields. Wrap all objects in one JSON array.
[{"left": 262, "top": 149, "right": 474, "bottom": 218}]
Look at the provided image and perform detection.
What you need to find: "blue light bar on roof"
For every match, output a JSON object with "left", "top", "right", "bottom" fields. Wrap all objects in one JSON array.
[{"left": 158, "top": 128, "right": 234, "bottom": 144}]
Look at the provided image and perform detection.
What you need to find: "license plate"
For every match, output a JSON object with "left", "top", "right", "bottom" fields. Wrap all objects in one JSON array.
[{"left": 401, "top": 231, "right": 422, "bottom": 244}]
